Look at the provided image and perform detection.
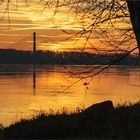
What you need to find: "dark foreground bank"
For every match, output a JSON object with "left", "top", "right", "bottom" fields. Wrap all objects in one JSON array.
[{"left": 0, "top": 100, "right": 140, "bottom": 139}]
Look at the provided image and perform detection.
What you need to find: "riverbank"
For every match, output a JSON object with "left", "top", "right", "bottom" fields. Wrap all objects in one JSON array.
[
  {"left": 0, "top": 48, "right": 138, "bottom": 65},
  {"left": 0, "top": 100, "right": 140, "bottom": 139}
]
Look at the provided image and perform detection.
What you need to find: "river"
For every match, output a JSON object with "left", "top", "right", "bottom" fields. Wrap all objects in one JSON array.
[{"left": 0, "top": 64, "right": 140, "bottom": 126}]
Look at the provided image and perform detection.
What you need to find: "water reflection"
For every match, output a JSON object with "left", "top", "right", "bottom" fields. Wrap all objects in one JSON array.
[{"left": 33, "top": 64, "right": 36, "bottom": 96}]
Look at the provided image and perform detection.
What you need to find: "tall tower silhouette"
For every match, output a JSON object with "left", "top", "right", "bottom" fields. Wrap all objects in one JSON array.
[
  {"left": 33, "top": 32, "right": 36, "bottom": 54},
  {"left": 33, "top": 32, "right": 37, "bottom": 95}
]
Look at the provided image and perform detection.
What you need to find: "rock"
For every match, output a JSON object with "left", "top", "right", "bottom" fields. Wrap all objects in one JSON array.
[{"left": 83, "top": 100, "right": 114, "bottom": 115}]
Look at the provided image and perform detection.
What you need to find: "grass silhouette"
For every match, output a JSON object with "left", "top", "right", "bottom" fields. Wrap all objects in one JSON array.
[{"left": 1, "top": 100, "right": 140, "bottom": 139}]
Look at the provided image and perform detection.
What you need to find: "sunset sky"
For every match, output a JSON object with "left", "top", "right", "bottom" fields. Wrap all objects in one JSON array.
[
  {"left": 0, "top": 1, "right": 84, "bottom": 51},
  {"left": 0, "top": 0, "right": 136, "bottom": 53}
]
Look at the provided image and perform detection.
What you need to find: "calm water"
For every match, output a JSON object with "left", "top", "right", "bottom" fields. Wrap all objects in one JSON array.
[{"left": 0, "top": 64, "right": 140, "bottom": 126}]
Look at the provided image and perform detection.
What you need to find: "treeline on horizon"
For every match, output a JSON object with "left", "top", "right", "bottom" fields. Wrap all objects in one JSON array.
[{"left": 0, "top": 48, "right": 138, "bottom": 65}]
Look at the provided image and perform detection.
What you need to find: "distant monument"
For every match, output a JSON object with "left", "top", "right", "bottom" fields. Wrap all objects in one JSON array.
[
  {"left": 33, "top": 32, "right": 37, "bottom": 95},
  {"left": 33, "top": 32, "right": 36, "bottom": 54}
]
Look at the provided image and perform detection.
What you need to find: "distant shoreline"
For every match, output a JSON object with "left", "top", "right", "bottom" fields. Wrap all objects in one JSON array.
[{"left": 0, "top": 48, "right": 139, "bottom": 65}]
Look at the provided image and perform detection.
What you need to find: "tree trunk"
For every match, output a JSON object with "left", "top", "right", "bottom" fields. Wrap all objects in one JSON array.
[{"left": 127, "top": 1, "right": 140, "bottom": 54}]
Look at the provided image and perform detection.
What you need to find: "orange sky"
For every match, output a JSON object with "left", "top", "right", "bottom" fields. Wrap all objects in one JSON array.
[
  {"left": 0, "top": 1, "right": 137, "bottom": 53},
  {"left": 0, "top": 1, "right": 83, "bottom": 51}
]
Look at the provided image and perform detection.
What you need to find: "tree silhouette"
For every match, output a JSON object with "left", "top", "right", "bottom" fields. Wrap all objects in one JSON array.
[
  {"left": 127, "top": 0, "right": 140, "bottom": 55},
  {"left": 64, "top": 0, "right": 137, "bottom": 54}
]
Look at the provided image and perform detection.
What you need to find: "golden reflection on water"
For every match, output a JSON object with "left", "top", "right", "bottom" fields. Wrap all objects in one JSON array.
[{"left": 0, "top": 64, "right": 140, "bottom": 126}]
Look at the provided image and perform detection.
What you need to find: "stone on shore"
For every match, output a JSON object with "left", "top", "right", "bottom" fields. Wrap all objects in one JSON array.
[{"left": 83, "top": 100, "right": 114, "bottom": 115}]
